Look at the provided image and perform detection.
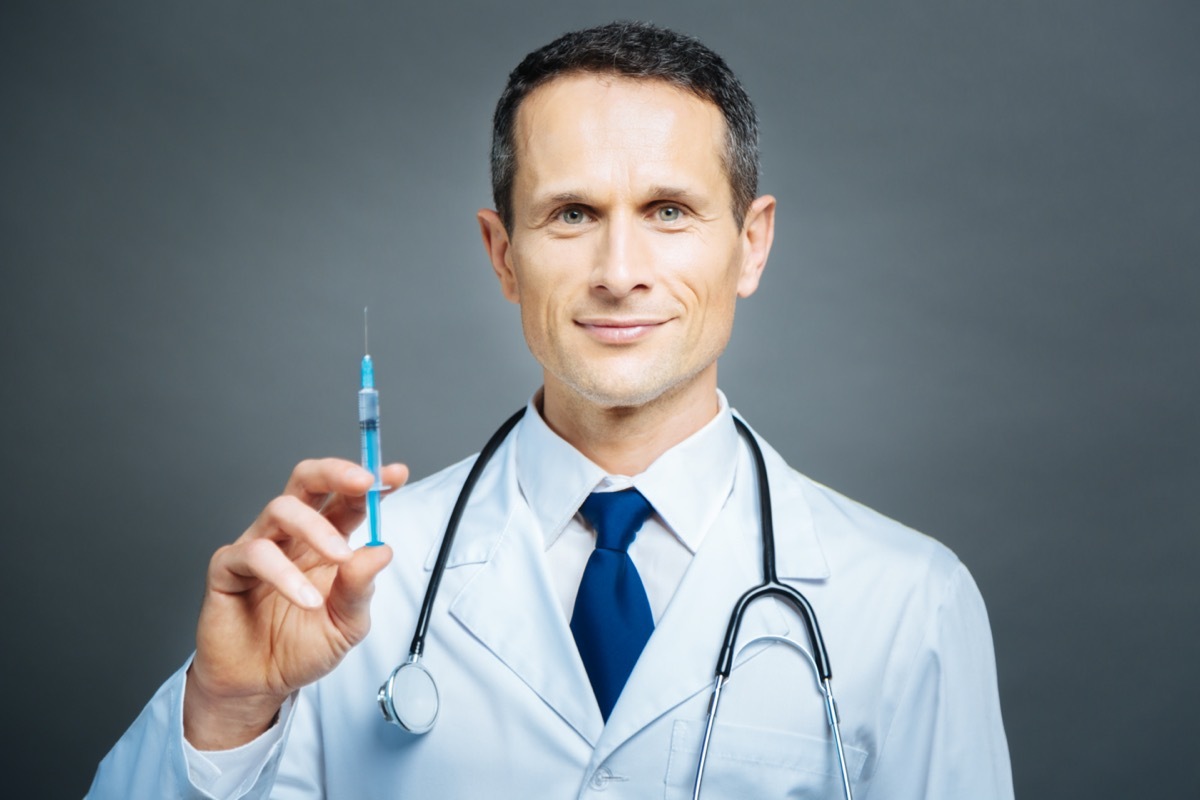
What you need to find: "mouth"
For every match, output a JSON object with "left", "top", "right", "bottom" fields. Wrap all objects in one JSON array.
[{"left": 575, "top": 318, "right": 667, "bottom": 344}]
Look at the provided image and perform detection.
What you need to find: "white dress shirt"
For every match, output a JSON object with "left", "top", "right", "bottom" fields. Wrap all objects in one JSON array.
[{"left": 526, "top": 390, "right": 738, "bottom": 624}]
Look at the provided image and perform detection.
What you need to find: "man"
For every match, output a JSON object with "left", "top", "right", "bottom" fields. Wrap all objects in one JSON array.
[{"left": 90, "top": 22, "right": 1012, "bottom": 798}]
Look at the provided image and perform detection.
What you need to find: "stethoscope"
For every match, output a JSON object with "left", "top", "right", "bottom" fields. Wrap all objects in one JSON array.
[{"left": 377, "top": 409, "right": 854, "bottom": 800}]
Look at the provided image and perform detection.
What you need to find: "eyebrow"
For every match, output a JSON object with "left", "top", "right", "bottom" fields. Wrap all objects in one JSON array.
[
  {"left": 647, "top": 186, "right": 703, "bottom": 203},
  {"left": 544, "top": 191, "right": 588, "bottom": 205}
]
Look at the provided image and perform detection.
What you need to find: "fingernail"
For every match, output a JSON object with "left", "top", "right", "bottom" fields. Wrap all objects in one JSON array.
[
  {"left": 299, "top": 585, "right": 323, "bottom": 608},
  {"left": 332, "top": 538, "right": 353, "bottom": 557}
]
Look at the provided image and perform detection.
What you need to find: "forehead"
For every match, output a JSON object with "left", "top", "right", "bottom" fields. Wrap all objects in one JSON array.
[{"left": 511, "top": 73, "right": 729, "bottom": 199}]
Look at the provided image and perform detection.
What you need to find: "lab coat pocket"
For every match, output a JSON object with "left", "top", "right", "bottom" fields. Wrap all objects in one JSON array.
[{"left": 663, "top": 719, "right": 867, "bottom": 799}]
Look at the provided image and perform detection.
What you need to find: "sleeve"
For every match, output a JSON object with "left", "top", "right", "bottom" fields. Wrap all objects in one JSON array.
[
  {"left": 864, "top": 563, "right": 1014, "bottom": 800},
  {"left": 86, "top": 658, "right": 302, "bottom": 800}
]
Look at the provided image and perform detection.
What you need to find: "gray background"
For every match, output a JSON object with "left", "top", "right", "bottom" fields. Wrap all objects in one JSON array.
[{"left": 2, "top": 0, "right": 1196, "bottom": 796}]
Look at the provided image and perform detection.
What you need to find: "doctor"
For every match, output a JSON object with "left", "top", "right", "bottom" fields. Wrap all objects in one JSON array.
[{"left": 90, "top": 21, "right": 1012, "bottom": 799}]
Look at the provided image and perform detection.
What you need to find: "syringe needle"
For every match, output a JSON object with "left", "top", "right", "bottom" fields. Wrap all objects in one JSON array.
[{"left": 364, "top": 306, "right": 369, "bottom": 355}]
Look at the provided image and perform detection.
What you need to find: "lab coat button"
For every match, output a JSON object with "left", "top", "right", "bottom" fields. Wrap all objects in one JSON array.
[{"left": 589, "top": 766, "right": 614, "bottom": 790}]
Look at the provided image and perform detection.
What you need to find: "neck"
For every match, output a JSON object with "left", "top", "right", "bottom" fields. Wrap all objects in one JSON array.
[{"left": 540, "top": 371, "right": 720, "bottom": 475}]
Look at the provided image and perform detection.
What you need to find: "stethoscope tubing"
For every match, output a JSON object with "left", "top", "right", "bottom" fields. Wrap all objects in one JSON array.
[
  {"left": 383, "top": 409, "right": 853, "bottom": 799},
  {"left": 406, "top": 408, "right": 526, "bottom": 659},
  {"left": 692, "top": 420, "right": 852, "bottom": 800}
]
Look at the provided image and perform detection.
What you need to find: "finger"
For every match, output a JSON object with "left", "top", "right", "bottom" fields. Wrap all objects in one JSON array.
[
  {"left": 210, "top": 538, "right": 325, "bottom": 609},
  {"left": 326, "top": 544, "right": 394, "bottom": 636},
  {"left": 246, "top": 495, "right": 354, "bottom": 562},
  {"left": 329, "top": 463, "right": 411, "bottom": 511},
  {"left": 321, "top": 463, "right": 411, "bottom": 532},
  {"left": 282, "top": 459, "right": 375, "bottom": 509},
  {"left": 379, "top": 463, "right": 410, "bottom": 496}
]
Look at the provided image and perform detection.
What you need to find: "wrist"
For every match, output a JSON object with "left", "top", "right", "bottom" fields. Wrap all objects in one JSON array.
[{"left": 183, "top": 667, "right": 285, "bottom": 750}]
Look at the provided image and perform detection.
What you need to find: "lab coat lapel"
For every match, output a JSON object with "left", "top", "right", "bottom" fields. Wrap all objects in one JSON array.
[
  {"left": 589, "top": 426, "right": 830, "bottom": 767},
  {"left": 444, "top": 439, "right": 604, "bottom": 747}
]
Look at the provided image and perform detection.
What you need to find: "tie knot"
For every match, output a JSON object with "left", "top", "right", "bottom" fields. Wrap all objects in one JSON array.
[{"left": 579, "top": 488, "right": 653, "bottom": 552}]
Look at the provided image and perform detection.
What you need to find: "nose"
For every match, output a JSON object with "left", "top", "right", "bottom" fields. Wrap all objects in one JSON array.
[{"left": 590, "top": 213, "right": 652, "bottom": 299}]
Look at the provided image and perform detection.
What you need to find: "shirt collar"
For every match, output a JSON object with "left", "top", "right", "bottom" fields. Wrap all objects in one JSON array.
[{"left": 515, "top": 390, "right": 740, "bottom": 555}]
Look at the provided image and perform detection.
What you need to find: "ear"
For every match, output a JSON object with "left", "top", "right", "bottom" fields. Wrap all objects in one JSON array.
[
  {"left": 477, "top": 208, "right": 520, "bottom": 304},
  {"left": 735, "top": 194, "right": 776, "bottom": 298}
]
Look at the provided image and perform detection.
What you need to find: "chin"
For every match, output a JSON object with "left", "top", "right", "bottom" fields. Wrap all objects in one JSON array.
[
  {"left": 576, "top": 384, "right": 669, "bottom": 411},
  {"left": 562, "top": 363, "right": 703, "bottom": 412}
]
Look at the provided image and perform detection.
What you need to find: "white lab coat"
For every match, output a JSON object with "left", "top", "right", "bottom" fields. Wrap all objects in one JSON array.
[{"left": 90, "top": 416, "right": 1013, "bottom": 798}]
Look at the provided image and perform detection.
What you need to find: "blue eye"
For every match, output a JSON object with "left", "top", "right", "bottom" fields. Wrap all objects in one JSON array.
[
  {"left": 657, "top": 206, "right": 682, "bottom": 222},
  {"left": 560, "top": 208, "right": 587, "bottom": 224}
]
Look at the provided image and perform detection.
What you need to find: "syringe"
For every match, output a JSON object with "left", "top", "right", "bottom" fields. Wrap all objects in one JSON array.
[{"left": 359, "top": 308, "right": 388, "bottom": 546}]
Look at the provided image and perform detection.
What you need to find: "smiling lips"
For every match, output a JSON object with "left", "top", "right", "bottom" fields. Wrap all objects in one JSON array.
[{"left": 577, "top": 318, "right": 667, "bottom": 344}]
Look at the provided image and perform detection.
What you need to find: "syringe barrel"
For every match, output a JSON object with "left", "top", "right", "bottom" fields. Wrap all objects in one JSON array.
[
  {"left": 359, "top": 387, "right": 380, "bottom": 426},
  {"left": 359, "top": 388, "right": 384, "bottom": 488}
]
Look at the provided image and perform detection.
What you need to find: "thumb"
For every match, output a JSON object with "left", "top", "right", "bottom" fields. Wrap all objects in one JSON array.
[{"left": 326, "top": 544, "right": 393, "bottom": 642}]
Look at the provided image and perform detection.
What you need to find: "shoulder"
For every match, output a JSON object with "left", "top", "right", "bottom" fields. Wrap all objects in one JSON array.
[
  {"left": 798, "top": 469, "right": 960, "bottom": 578},
  {"left": 765, "top": 447, "right": 1000, "bottom": 697},
  {"left": 749, "top": 427, "right": 965, "bottom": 599}
]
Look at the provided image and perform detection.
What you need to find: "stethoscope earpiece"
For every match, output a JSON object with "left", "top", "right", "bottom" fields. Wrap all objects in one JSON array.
[{"left": 378, "top": 658, "right": 439, "bottom": 734}]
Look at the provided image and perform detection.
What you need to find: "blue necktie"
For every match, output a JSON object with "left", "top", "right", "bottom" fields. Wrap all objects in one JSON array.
[{"left": 570, "top": 488, "right": 655, "bottom": 721}]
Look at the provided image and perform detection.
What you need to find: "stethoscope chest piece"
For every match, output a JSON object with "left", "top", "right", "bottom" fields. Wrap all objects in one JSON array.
[{"left": 378, "top": 658, "right": 439, "bottom": 734}]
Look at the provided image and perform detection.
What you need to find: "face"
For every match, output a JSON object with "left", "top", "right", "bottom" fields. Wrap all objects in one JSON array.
[{"left": 479, "top": 73, "right": 775, "bottom": 415}]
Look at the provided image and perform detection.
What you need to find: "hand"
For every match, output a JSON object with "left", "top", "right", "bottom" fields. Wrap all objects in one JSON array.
[{"left": 183, "top": 458, "right": 409, "bottom": 749}]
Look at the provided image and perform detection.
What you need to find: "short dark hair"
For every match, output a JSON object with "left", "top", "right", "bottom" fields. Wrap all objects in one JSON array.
[{"left": 490, "top": 21, "right": 759, "bottom": 231}]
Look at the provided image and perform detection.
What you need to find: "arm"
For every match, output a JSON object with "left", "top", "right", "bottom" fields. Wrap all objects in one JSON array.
[
  {"left": 865, "top": 563, "right": 1014, "bottom": 800},
  {"left": 87, "top": 459, "right": 408, "bottom": 799}
]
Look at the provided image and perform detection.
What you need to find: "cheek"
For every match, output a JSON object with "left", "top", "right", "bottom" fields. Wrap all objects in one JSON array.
[
  {"left": 697, "top": 288, "right": 738, "bottom": 338},
  {"left": 669, "top": 251, "right": 743, "bottom": 322},
  {"left": 516, "top": 283, "right": 553, "bottom": 336},
  {"left": 517, "top": 238, "right": 589, "bottom": 305},
  {"left": 511, "top": 262, "right": 569, "bottom": 350}
]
